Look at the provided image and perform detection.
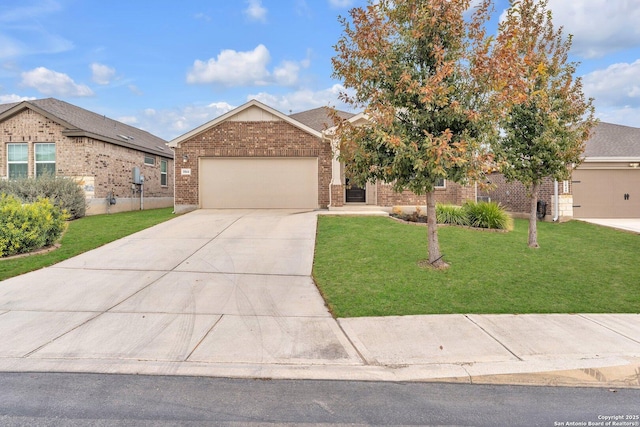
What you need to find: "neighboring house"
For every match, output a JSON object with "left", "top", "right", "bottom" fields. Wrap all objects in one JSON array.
[
  {"left": 0, "top": 98, "right": 173, "bottom": 215},
  {"left": 479, "top": 121, "right": 640, "bottom": 220},
  {"left": 169, "top": 99, "right": 475, "bottom": 213},
  {"left": 572, "top": 122, "right": 640, "bottom": 219}
]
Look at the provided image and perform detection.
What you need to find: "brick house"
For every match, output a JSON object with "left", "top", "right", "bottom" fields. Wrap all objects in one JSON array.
[
  {"left": 479, "top": 122, "right": 640, "bottom": 220},
  {"left": 169, "top": 99, "right": 476, "bottom": 213},
  {"left": 0, "top": 98, "right": 173, "bottom": 215}
]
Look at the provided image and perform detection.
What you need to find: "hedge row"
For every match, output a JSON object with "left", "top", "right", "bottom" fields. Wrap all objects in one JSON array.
[
  {"left": 0, "top": 174, "right": 86, "bottom": 219},
  {"left": 0, "top": 194, "right": 69, "bottom": 257}
]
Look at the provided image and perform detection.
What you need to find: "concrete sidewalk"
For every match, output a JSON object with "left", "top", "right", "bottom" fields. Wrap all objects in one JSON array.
[{"left": 0, "top": 209, "right": 639, "bottom": 388}]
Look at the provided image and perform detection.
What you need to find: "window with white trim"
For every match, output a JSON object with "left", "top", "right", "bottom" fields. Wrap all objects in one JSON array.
[
  {"left": 35, "top": 143, "right": 56, "bottom": 177},
  {"left": 7, "top": 143, "right": 28, "bottom": 179},
  {"left": 160, "top": 159, "right": 167, "bottom": 186},
  {"left": 144, "top": 154, "right": 155, "bottom": 166},
  {"left": 435, "top": 178, "right": 446, "bottom": 189},
  {"left": 563, "top": 180, "right": 570, "bottom": 194}
]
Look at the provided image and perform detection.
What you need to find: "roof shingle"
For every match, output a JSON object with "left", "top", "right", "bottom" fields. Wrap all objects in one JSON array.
[
  {"left": 289, "top": 106, "right": 355, "bottom": 132},
  {"left": 0, "top": 98, "right": 171, "bottom": 158},
  {"left": 583, "top": 122, "right": 640, "bottom": 158}
]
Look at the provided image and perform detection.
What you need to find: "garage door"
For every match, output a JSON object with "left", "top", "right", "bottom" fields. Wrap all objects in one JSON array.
[
  {"left": 573, "top": 169, "right": 640, "bottom": 218},
  {"left": 199, "top": 157, "right": 318, "bottom": 209}
]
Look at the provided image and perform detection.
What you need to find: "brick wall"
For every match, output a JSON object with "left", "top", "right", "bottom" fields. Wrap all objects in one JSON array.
[
  {"left": 376, "top": 181, "right": 476, "bottom": 206},
  {"left": 174, "top": 120, "right": 331, "bottom": 210},
  {"left": 478, "top": 173, "right": 570, "bottom": 219},
  {"left": 1, "top": 109, "right": 173, "bottom": 214}
]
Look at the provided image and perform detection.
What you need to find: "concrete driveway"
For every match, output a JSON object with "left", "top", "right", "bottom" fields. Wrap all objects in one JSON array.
[
  {"left": 0, "top": 209, "right": 362, "bottom": 377},
  {"left": 578, "top": 218, "right": 640, "bottom": 233},
  {"left": 1, "top": 209, "right": 639, "bottom": 385}
]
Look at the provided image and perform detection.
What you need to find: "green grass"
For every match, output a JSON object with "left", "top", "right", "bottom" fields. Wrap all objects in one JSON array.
[
  {"left": 313, "top": 216, "right": 640, "bottom": 317},
  {"left": 0, "top": 208, "right": 175, "bottom": 281}
]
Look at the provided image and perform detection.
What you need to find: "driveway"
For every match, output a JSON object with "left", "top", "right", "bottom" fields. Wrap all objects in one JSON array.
[
  {"left": 0, "top": 209, "right": 362, "bottom": 376},
  {"left": 578, "top": 218, "right": 640, "bottom": 233},
  {"left": 1, "top": 209, "right": 639, "bottom": 384}
]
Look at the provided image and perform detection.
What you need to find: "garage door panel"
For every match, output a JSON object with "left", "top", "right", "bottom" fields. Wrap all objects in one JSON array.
[
  {"left": 200, "top": 158, "right": 318, "bottom": 209},
  {"left": 573, "top": 169, "right": 640, "bottom": 218}
]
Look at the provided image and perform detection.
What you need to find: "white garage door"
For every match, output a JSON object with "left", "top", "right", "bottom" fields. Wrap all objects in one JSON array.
[
  {"left": 573, "top": 169, "right": 640, "bottom": 218},
  {"left": 200, "top": 157, "right": 318, "bottom": 209}
]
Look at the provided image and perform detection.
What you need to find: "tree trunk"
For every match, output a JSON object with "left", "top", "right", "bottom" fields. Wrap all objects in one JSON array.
[
  {"left": 426, "top": 191, "right": 448, "bottom": 268},
  {"left": 528, "top": 182, "right": 540, "bottom": 248}
]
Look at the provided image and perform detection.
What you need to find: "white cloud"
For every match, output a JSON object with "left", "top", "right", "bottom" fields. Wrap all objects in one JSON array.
[
  {"left": 0, "top": 1, "right": 73, "bottom": 59},
  {"left": 117, "top": 115, "right": 139, "bottom": 125},
  {"left": 328, "top": 0, "right": 354, "bottom": 8},
  {"left": 583, "top": 60, "right": 640, "bottom": 108},
  {"left": 20, "top": 67, "right": 93, "bottom": 97},
  {"left": 187, "top": 45, "right": 271, "bottom": 86},
  {"left": 194, "top": 12, "right": 212, "bottom": 22},
  {"left": 0, "top": 94, "right": 36, "bottom": 104},
  {"left": 128, "top": 85, "right": 143, "bottom": 95},
  {"left": 243, "top": 0, "right": 267, "bottom": 22},
  {"left": 90, "top": 62, "right": 116, "bottom": 85},
  {"left": 122, "top": 102, "right": 236, "bottom": 140},
  {"left": 186, "top": 45, "right": 309, "bottom": 88},
  {"left": 547, "top": 0, "right": 640, "bottom": 58},
  {"left": 249, "top": 84, "right": 356, "bottom": 114}
]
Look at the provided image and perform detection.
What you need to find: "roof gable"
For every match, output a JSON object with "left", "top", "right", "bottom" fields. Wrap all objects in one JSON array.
[
  {"left": 584, "top": 122, "right": 640, "bottom": 159},
  {"left": 289, "top": 106, "right": 355, "bottom": 132},
  {"left": 169, "top": 99, "right": 322, "bottom": 147},
  {"left": 0, "top": 98, "right": 171, "bottom": 158}
]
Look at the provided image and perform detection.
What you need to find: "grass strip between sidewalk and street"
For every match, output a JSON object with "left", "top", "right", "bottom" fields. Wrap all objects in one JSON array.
[
  {"left": 313, "top": 216, "right": 640, "bottom": 318},
  {"left": 0, "top": 208, "right": 175, "bottom": 281}
]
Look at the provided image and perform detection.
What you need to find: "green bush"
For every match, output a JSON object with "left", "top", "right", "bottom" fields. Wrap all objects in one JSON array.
[
  {"left": 436, "top": 204, "right": 469, "bottom": 226},
  {"left": 0, "top": 174, "right": 86, "bottom": 219},
  {"left": 0, "top": 194, "right": 69, "bottom": 257},
  {"left": 462, "top": 201, "right": 513, "bottom": 230}
]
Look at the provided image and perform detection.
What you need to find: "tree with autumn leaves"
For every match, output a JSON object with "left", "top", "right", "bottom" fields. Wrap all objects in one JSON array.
[
  {"left": 487, "top": 0, "right": 596, "bottom": 248},
  {"left": 332, "top": 0, "right": 495, "bottom": 269},
  {"left": 332, "top": 0, "right": 596, "bottom": 265}
]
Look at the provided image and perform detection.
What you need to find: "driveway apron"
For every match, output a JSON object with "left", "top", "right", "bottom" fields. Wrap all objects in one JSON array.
[{"left": 0, "top": 209, "right": 361, "bottom": 374}]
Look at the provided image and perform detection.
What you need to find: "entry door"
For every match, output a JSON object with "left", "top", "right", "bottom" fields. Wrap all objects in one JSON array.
[{"left": 345, "top": 179, "right": 366, "bottom": 203}]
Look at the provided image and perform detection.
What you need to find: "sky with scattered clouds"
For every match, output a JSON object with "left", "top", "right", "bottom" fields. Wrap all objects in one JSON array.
[{"left": 1, "top": 0, "right": 639, "bottom": 141}]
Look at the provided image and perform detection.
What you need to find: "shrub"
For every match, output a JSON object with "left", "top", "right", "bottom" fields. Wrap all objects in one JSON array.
[
  {"left": 436, "top": 204, "right": 469, "bottom": 226},
  {"left": 0, "top": 174, "right": 86, "bottom": 219},
  {"left": 0, "top": 194, "right": 68, "bottom": 257},
  {"left": 462, "top": 201, "right": 513, "bottom": 230}
]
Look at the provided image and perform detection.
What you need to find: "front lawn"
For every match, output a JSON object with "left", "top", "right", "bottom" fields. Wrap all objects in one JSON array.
[
  {"left": 313, "top": 216, "right": 640, "bottom": 317},
  {"left": 0, "top": 208, "right": 175, "bottom": 281}
]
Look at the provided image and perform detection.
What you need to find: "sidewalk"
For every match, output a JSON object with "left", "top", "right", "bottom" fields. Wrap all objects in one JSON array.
[{"left": 0, "top": 209, "right": 638, "bottom": 388}]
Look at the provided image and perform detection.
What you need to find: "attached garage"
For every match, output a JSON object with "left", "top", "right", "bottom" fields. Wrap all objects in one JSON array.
[
  {"left": 169, "top": 100, "right": 331, "bottom": 213},
  {"left": 571, "top": 122, "right": 640, "bottom": 219},
  {"left": 573, "top": 167, "right": 640, "bottom": 218},
  {"left": 199, "top": 157, "right": 318, "bottom": 209}
]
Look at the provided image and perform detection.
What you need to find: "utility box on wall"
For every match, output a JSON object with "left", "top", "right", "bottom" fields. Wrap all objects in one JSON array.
[{"left": 132, "top": 166, "right": 143, "bottom": 184}]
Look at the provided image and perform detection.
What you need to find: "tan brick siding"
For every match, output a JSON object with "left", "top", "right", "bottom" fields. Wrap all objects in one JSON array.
[
  {"left": 0, "top": 109, "right": 173, "bottom": 212},
  {"left": 174, "top": 120, "right": 331, "bottom": 208},
  {"left": 478, "top": 173, "right": 560, "bottom": 218},
  {"left": 376, "top": 181, "right": 476, "bottom": 206}
]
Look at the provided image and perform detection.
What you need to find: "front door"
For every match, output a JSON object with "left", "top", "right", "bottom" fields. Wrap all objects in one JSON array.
[{"left": 345, "top": 179, "right": 366, "bottom": 203}]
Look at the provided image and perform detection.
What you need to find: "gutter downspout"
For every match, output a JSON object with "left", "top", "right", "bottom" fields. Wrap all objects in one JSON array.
[{"left": 553, "top": 180, "right": 559, "bottom": 222}]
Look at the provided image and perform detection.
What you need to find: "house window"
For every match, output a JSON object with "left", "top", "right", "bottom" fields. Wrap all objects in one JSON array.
[
  {"left": 144, "top": 155, "right": 155, "bottom": 166},
  {"left": 160, "top": 159, "right": 167, "bottom": 186},
  {"left": 35, "top": 143, "right": 56, "bottom": 177},
  {"left": 435, "top": 178, "right": 446, "bottom": 189},
  {"left": 7, "top": 143, "right": 28, "bottom": 179},
  {"left": 563, "top": 180, "right": 570, "bottom": 194}
]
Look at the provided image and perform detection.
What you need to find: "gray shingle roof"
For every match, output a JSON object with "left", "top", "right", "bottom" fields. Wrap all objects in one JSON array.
[
  {"left": 289, "top": 106, "right": 355, "bottom": 132},
  {"left": 584, "top": 122, "right": 640, "bottom": 158},
  {"left": 0, "top": 98, "right": 171, "bottom": 158}
]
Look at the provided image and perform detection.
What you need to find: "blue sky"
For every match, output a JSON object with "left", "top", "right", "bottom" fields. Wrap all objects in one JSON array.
[{"left": 1, "top": 0, "right": 640, "bottom": 141}]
